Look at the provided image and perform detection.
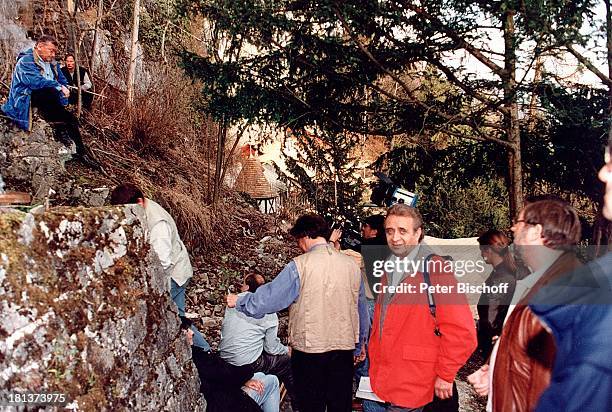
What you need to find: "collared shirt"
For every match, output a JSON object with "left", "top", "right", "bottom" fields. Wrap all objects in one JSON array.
[
  {"left": 41, "top": 61, "right": 54, "bottom": 81},
  {"left": 236, "top": 243, "right": 369, "bottom": 354},
  {"left": 486, "top": 257, "right": 558, "bottom": 412},
  {"left": 219, "top": 292, "right": 288, "bottom": 366},
  {"left": 389, "top": 244, "right": 421, "bottom": 288}
]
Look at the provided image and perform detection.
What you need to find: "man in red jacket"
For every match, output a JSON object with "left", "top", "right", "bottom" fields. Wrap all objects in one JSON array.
[{"left": 367, "top": 204, "right": 477, "bottom": 411}]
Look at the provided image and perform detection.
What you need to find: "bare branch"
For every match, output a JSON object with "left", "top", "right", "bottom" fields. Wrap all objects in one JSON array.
[{"left": 565, "top": 44, "right": 612, "bottom": 88}]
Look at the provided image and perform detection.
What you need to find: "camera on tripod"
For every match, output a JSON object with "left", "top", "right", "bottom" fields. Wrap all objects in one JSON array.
[{"left": 370, "top": 172, "right": 418, "bottom": 207}]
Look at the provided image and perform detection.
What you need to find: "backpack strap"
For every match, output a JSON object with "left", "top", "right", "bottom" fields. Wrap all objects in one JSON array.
[{"left": 422, "top": 253, "right": 454, "bottom": 337}]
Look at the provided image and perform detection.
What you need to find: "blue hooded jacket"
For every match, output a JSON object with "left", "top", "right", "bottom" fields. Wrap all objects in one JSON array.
[
  {"left": 530, "top": 252, "right": 612, "bottom": 412},
  {"left": 1, "top": 47, "right": 68, "bottom": 131}
]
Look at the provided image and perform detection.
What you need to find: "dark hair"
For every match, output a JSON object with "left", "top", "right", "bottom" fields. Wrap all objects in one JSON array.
[
  {"left": 363, "top": 214, "right": 385, "bottom": 235},
  {"left": 244, "top": 274, "right": 264, "bottom": 293},
  {"left": 477, "top": 229, "right": 517, "bottom": 272},
  {"left": 289, "top": 214, "right": 329, "bottom": 239},
  {"left": 36, "top": 35, "right": 58, "bottom": 46},
  {"left": 64, "top": 52, "right": 75, "bottom": 60},
  {"left": 110, "top": 183, "right": 144, "bottom": 205},
  {"left": 179, "top": 316, "right": 192, "bottom": 330},
  {"left": 524, "top": 194, "right": 564, "bottom": 205},
  {"left": 522, "top": 199, "right": 581, "bottom": 250}
]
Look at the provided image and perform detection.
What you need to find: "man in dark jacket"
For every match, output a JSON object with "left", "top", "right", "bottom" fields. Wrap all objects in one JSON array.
[
  {"left": 468, "top": 199, "right": 583, "bottom": 412},
  {"left": 180, "top": 317, "right": 280, "bottom": 412},
  {"left": 528, "top": 138, "right": 612, "bottom": 411}
]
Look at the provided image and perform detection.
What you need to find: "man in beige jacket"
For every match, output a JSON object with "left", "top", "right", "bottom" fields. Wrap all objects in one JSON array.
[{"left": 227, "top": 214, "right": 368, "bottom": 411}]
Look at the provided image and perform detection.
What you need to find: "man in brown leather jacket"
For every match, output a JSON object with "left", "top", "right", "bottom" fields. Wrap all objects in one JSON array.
[{"left": 468, "top": 199, "right": 582, "bottom": 412}]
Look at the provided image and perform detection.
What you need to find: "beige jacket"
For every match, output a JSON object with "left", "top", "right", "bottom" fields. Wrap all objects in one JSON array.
[
  {"left": 145, "top": 199, "right": 193, "bottom": 286},
  {"left": 289, "top": 244, "right": 361, "bottom": 353}
]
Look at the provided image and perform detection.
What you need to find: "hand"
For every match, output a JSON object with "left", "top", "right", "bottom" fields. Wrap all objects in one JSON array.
[
  {"left": 243, "top": 379, "right": 264, "bottom": 395},
  {"left": 60, "top": 85, "right": 70, "bottom": 98},
  {"left": 329, "top": 228, "right": 342, "bottom": 243},
  {"left": 467, "top": 365, "right": 490, "bottom": 397},
  {"left": 226, "top": 293, "right": 238, "bottom": 308},
  {"left": 434, "top": 376, "right": 453, "bottom": 399},
  {"left": 353, "top": 349, "right": 366, "bottom": 365}
]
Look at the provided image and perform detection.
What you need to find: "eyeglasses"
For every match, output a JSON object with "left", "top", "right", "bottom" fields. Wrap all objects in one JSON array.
[{"left": 512, "top": 218, "right": 537, "bottom": 226}]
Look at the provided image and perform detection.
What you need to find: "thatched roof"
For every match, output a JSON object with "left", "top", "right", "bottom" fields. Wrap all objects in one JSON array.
[{"left": 234, "top": 157, "right": 277, "bottom": 199}]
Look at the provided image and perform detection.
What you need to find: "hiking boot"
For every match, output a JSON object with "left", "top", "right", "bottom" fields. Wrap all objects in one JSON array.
[{"left": 54, "top": 129, "right": 75, "bottom": 148}]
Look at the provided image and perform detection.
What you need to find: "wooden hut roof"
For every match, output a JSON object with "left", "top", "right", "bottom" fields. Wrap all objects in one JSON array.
[{"left": 234, "top": 157, "right": 277, "bottom": 199}]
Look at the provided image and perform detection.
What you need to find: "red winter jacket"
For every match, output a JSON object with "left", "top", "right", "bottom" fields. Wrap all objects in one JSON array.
[{"left": 368, "top": 253, "right": 477, "bottom": 408}]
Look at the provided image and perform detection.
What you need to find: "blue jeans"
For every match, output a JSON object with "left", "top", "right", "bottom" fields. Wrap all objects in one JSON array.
[
  {"left": 171, "top": 278, "right": 211, "bottom": 351},
  {"left": 355, "top": 298, "right": 376, "bottom": 381},
  {"left": 363, "top": 400, "right": 422, "bottom": 412},
  {"left": 243, "top": 372, "right": 280, "bottom": 412}
]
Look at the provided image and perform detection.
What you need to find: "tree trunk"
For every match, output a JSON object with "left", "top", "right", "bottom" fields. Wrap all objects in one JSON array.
[
  {"left": 212, "top": 119, "right": 227, "bottom": 206},
  {"left": 127, "top": 0, "right": 141, "bottom": 108},
  {"left": 503, "top": 9, "right": 524, "bottom": 219},
  {"left": 90, "top": 0, "right": 103, "bottom": 72}
]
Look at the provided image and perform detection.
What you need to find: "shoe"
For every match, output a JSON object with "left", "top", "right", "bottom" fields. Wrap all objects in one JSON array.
[{"left": 54, "top": 129, "right": 74, "bottom": 148}]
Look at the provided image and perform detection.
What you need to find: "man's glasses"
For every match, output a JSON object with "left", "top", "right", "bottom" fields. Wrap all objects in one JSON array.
[{"left": 512, "top": 218, "right": 537, "bottom": 226}]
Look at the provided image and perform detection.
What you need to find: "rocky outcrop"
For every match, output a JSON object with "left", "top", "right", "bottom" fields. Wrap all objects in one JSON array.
[
  {"left": 0, "top": 116, "right": 110, "bottom": 207},
  {"left": 0, "top": 117, "right": 75, "bottom": 202},
  {"left": 0, "top": 205, "right": 205, "bottom": 411}
]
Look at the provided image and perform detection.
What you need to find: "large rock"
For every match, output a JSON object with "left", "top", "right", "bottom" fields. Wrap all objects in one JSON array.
[
  {"left": 0, "top": 116, "right": 111, "bottom": 207},
  {"left": 0, "top": 117, "right": 74, "bottom": 202},
  {"left": 0, "top": 205, "right": 205, "bottom": 411}
]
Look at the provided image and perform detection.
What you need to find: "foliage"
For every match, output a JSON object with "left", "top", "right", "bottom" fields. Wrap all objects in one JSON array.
[
  {"left": 523, "top": 83, "right": 609, "bottom": 203},
  {"left": 282, "top": 130, "right": 363, "bottom": 223},
  {"left": 374, "top": 139, "right": 509, "bottom": 237},
  {"left": 178, "top": 0, "right": 600, "bottom": 132}
]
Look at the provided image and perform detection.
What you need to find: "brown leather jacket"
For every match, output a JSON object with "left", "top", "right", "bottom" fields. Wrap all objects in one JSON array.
[{"left": 492, "top": 252, "right": 582, "bottom": 412}]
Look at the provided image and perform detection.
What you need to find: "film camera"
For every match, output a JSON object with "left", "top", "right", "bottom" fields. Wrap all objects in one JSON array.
[{"left": 370, "top": 172, "right": 418, "bottom": 207}]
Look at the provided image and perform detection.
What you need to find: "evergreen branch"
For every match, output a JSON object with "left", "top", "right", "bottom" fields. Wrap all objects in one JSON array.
[{"left": 397, "top": 0, "right": 506, "bottom": 78}]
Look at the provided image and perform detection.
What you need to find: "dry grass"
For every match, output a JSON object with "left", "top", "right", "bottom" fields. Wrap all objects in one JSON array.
[{"left": 76, "top": 64, "right": 241, "bottom": 253}]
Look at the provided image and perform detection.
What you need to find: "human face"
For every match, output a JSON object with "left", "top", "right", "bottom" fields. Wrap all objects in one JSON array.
[
  {"left": 65, "top": 56, "right": 75, "bottom": 70},
  {"left": 361, "top": 224, "right": 377, "bottom": 240},
  {"left": 510, "top": 210, "right": 544, "bottom": 264},
  {"left": 599, "top": 145, "right": 612, "bottom": 220},
  {"left": 480, "top": 246, "right": 492, "bottom": 264},
  {"left": 36, "top": 41, "right": 57, "bottom": 62},
  {"left": 384, "top": 214, "right": 421, "bottom": 257}
]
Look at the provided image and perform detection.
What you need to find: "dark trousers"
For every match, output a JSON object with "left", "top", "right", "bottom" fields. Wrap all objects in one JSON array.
[
  {"left": 68, "top": 89, "right": 93, "bottom": 109},
  {"left": 291, "top": 349, "right": 354, "bottom": 412},
  {"left": 31, "top": 88, "right": 85, "bottom": 154},
  {"left": 252, "top": 352, "right": 297, "bottom": 409}
]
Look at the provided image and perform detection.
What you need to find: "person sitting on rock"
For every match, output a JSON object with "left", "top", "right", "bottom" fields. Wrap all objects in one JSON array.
[
  {"left": 1, "top": 34, "right": 99, "bottom": 168},
  {"left": 180, "top": 316, "right": 280, "bottom": 412},
  {"left": 219, "top": 273, "right": 298, "bottom": 410},
  {"left": 61, "top": 53, "right": 93, "bottom": 110}
]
